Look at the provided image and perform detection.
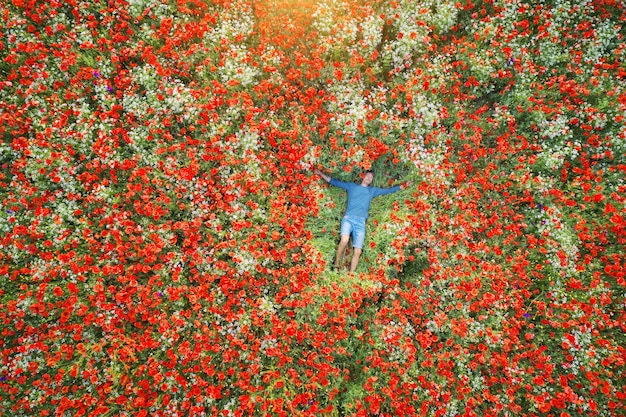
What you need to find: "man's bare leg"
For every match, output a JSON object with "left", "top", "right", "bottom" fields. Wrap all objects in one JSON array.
[
  {"left": 335, "top": 235, "right": 350, "bottom": 269},
  {"left": 350, "top": 248, "right": 362, "bottom": 273}
]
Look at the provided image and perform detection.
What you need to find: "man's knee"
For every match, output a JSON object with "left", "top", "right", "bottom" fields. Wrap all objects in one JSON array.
[
  {"left": 352, "top": 248, "right": 362, "bottom": 258},
  {"left": 339, "top": 234, "right": 350, "bottom": 245}
]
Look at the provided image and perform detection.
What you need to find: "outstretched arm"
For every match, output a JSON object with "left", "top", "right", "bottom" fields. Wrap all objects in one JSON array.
[
  {"left": 315, "top": 169, "right": 331, "bottom": 183},
  {"left": 371, "top": 180, "right": 413, "bottom": 197}
]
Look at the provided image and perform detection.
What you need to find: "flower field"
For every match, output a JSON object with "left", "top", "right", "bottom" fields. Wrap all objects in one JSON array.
[{"left": 1, "top": 0, "right": 625, "bottom": 415}]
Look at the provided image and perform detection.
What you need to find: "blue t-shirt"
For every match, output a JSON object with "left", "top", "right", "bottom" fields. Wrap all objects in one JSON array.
[{"left": 330, "top": 178, "right": 400, "bottom": 219}]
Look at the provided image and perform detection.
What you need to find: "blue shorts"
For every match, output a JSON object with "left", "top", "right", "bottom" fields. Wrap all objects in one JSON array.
[{"left": 340, "top": 215, "right": 366, "bottom": 249}]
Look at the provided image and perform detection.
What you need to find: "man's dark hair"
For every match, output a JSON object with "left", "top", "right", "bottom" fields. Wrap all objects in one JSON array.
[{"left": 365, "top": 170, "right": 374, "bottom": 176}]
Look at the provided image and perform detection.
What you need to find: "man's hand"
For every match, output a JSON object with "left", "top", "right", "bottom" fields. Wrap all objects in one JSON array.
[{"left": 315, "top": 169, "right": 331, "bottom": 183}]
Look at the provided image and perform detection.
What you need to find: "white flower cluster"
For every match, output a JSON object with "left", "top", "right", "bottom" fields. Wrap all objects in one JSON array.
[
  {"left": 359, "top": 12, "right": 385, "bottom": 56},
  {"left": 312, "top": 1, "right": 359, "bottom": 45},
  {"left": 19, "top": 146, "right": 51, "bottom": 185},
  {"left": 128, "top": 0, "right": 178, "bottom": 21},
  {"left": 311, "top": 2, "right": 336, "bottom": 38},
  {"left": 300, "top": 144, "right": 322, "bottom": 170},
  {"left": 583, "top": 19, "right": 622, "bottom": 66},
  {"left": 327, "top": 80, "right": 369, "bottom": 135},
  {"left": 128, "top": 0, "right": 152, "bottom": 17},
  {"left": 535, "top": 205, "right": 579, "bottom": 278},
  {"left": 384, "top": 1, "right": 426, "bottom": 69},
  {"left": 423, "top": 0, "right": 458, "bottom": 33},
  {"left": 204, "top": 0, "right": 255, "bottom": 46},
  {"left": 233, "top": 250, "right": 259, "bottom": 276},
  {"left": 259, "top": 334, "right": 279, "bottom": 357},
  {"left": 259, "top": 295, "right": 278, "bottom": 316},
  {"left": 2, "top": 339, "right": 52, "bottom": 412},
  {"left": 410, "top": 94, "right": 441, "bottom": 134},
  {"left": 230, "top": 128, "right": 261, "bottom": 159},
  {"left": 218, "top": 44, "right": 260, "bottom": 88},
  {"left": 407, "top": 131, "right": 449, "bottom": 183},
  {"left": 214, "top": 307, "right": 249, "bottom": 340},
  {"left": 66, "top": 101, "right": 103, "bottom": 158},
  {"left": 375, "top": 219, "right": 411, "bottom": 267},
  {"left": 561, "top": 327, "right": 597, "bottom": 375},
  {"left": 539, "top": 113, "right": 573, "bottom": 141},
  {"left": 378, "top": 0, "right": 457, "bottom": 71},
  {"left": 130, "top": 64, "right": 159, "bottom": 93},
  {"left": 537, "top": 150, "right": 564, "bottom": 172},
  {"left": 132, "top": 66, "right": 200, "bottom": 121},
  {"left": 380, "top": 320, "right": 415, "bottom": 362}
]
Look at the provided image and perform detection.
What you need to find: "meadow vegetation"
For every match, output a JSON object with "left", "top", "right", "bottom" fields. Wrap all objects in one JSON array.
[{"left": 1, "top": 0, "right": 624, "bottom": 416}]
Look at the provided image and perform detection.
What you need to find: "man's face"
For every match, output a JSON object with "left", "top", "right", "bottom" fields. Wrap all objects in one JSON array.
[{"left": 362, "top": 172, "right": 373, "bottom": 186}]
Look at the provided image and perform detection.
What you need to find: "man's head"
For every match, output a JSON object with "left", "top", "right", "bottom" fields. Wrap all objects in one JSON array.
[{"left": 361, "top": 170, "right": 374, "bottom": 187}]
